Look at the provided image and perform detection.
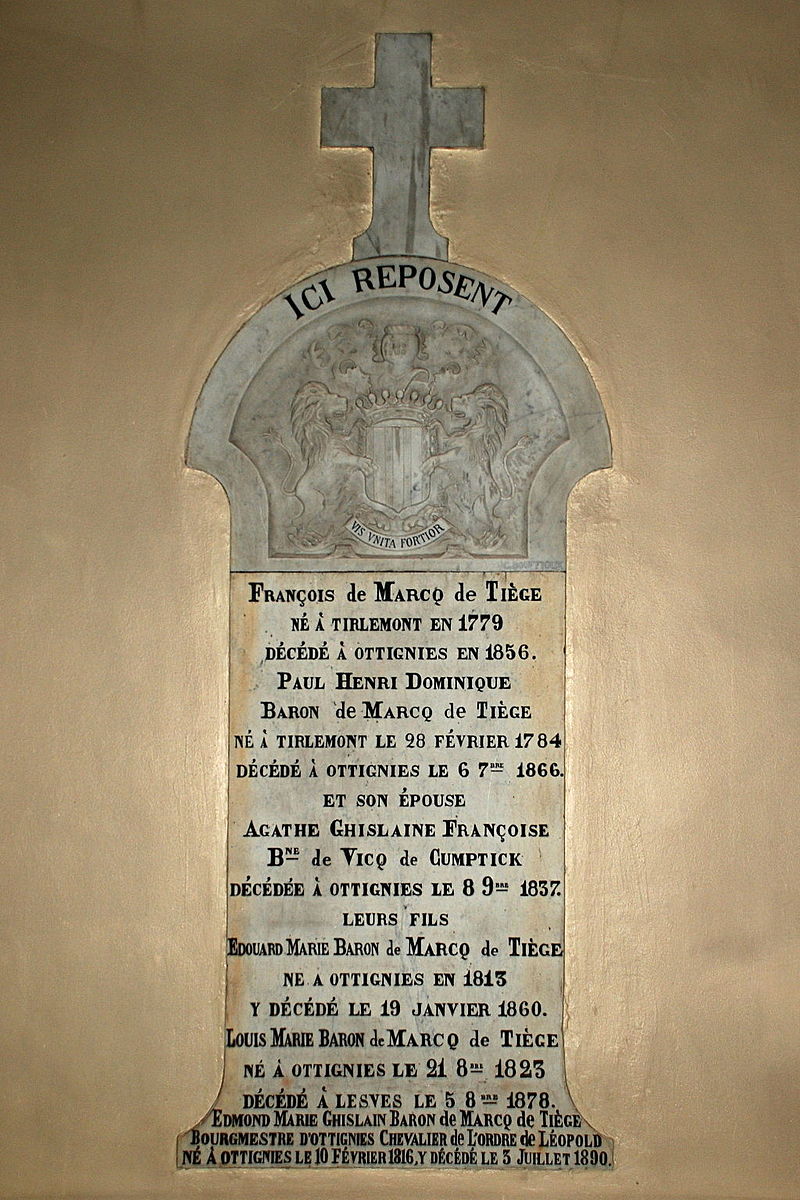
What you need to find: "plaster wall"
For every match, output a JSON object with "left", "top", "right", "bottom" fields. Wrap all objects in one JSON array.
[{"left": 1, "top": 2, "right": 797, "bottom": 1198}]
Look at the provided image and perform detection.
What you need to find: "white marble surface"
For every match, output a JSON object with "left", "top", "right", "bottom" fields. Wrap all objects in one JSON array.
[{"left": 188, "top": 257, "right": 610, "bottom": 573}]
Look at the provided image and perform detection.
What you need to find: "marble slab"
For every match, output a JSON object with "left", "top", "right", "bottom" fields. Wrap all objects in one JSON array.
[{"left": 180, "top": 257, "right": 612, "bottom": 1169}]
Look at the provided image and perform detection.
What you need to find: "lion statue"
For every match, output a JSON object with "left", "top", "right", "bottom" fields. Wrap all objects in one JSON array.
[
  {"left": 422, "top": 383, "right": 511, "bottom": 546},
  {"left": 281, "top": 381, "right": 373, "bottom": 546}
]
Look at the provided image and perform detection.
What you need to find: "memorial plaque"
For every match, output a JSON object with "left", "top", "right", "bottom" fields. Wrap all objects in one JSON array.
[{"left": 179, "top": 33, "right": 613, "bottom": 1170}]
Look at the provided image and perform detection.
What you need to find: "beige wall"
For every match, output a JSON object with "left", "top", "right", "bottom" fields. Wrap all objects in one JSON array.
[{"left": 1, "top": 2, "right": 797, "bottom": 1197}]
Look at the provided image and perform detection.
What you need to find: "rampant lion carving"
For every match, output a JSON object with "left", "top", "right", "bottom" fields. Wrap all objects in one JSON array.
[
  {"left": 423, "top": 383, "right": 515, "bottom": 546},
  {"left": 282, "top": 381, "right": 373, "bottom": 546}
]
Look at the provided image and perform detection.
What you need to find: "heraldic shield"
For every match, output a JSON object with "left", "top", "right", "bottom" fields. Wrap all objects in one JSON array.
[{"left": 366, "top": 415, "right": 432, "bottom": 512}]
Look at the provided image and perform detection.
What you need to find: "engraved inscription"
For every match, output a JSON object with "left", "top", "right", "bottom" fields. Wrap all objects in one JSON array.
[{"left": 178, "top": 574, "right": 614, "bottom": 1170}]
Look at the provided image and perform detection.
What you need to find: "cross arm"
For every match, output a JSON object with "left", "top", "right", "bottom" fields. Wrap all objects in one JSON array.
[
  {"left": 429, "top": 87, "right": 484, "bottom": 148},
  {"left": 321, "top": 87, "right": 373, "bottom": 148}
]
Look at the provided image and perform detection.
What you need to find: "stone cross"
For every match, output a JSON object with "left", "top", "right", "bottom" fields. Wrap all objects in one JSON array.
[{"left": 321, "top": 32, "right": 483, "bottom": 260}]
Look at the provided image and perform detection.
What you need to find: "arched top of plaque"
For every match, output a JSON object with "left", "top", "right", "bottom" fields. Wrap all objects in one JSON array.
[
  {"left": 189, "top": 259, "right": 608, "bottom": 572},
  {"left": 187, "top": 35, "right": 610, "bottom": 573}
]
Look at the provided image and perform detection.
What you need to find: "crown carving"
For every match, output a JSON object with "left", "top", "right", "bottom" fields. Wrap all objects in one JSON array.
[{"left": 355, "top": 385, "right": 441, "bottom": 423}]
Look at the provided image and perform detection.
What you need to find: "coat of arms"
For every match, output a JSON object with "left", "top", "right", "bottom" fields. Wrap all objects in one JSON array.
[{"left": 231, "top": 315, "right": 567, "bottom": 558}]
